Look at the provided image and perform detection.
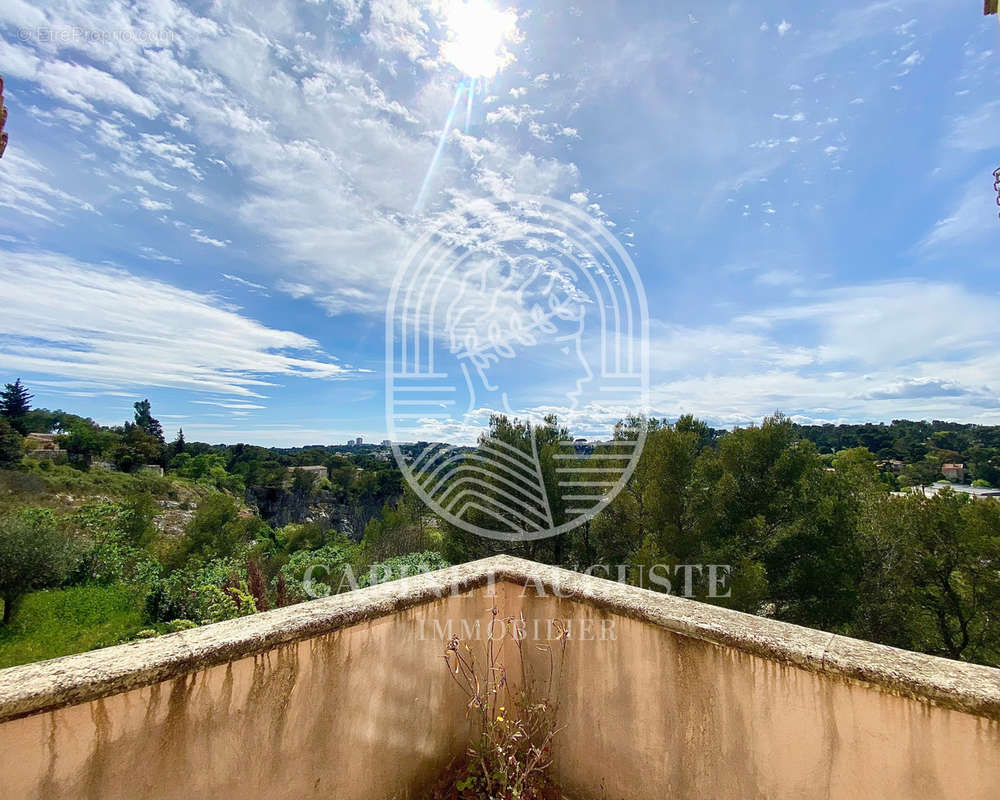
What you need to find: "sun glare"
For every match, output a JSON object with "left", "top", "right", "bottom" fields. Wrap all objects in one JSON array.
[{"left": 441, "top": 0, "right": 519, "bottom": 78}]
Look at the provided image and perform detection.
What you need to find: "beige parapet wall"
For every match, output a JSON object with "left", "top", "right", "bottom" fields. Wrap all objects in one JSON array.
[{"left": 0, "top": 556, "right": 997, "bottom": 799}]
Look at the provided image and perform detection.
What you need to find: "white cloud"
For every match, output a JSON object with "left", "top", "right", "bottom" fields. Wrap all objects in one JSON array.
[
  {"left": 0, "top": 150, "right": 98, "bottom": 221},
  {"left": 777, "top": 20, "right": 791, "bottom": 37},
  {"left": 0, "top": 250, "right": 355, "bottom": 397},
  {"left": 0, "top": 41, "right": 158, "bottom": 118},
  {"left": 921, "top": 179, "right": 997, "bottom": 250},
  {"left": 190, "top": 229, "right": 229, "bottom": 248},
  {"left": 138, "top": 196, "right": 172, "bottom": 212},
  {"left": 643, "top": 280, "right": 1000, "bottom": 425},
  {"left": 947, "top": 101, "right": 1000, "bottom": 152},
  {"left": 222, "top": 273, "right": 271, "bottom": 296}
]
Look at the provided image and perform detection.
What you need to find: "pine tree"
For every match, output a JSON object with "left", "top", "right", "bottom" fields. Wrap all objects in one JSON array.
[
  {"left": 170, "top": 428, "right": 186, "bottom": 458},
  {"left": 0, "top": 379, "right": 33, "bottom": 434},
  {"left": 133, "top": 399, "right": 165, "bottom": 443}
]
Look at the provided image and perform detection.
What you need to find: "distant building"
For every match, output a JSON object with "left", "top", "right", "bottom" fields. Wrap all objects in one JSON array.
[
  {"left": 381, "top": 439, "right": 391, "bottom": 447},
  {"left": 356, "top": 436, "right": 363, "bottom": 446},
  {"left": 25, "top": 433, "right": 59, "bottom": 449},
  {"left": 942, "top": 463, "right": 967, "bottom": 482},
  {"left": 896, "top": 482, "right": 1000, "bottom": 501},
  {"left": 283, "top": 465, "right": 328, "bottom": 488},
  {"left": 877, "top": 459, "right": 904, "bottom": 474},
  {"left": 24, "top": 433, "right": 67, "bottom": 462}
]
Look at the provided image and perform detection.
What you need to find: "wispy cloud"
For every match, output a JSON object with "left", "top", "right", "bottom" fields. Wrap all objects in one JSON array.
[{"left": 0, "top": 250, "right": 356, "bottom": 397}]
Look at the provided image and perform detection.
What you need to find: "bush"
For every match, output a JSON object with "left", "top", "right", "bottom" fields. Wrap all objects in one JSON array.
[
  {"left": 68, "top": 498, "right": 161, "bottom": 586},
  {"left": 174, "top": 494, "right": 270, "bottom": 564},
  {"left": 361, "top": 551, "right": 450, "bottom": 587},
  {"left": 144, "top": 556, "right": 249, "bottom": 623},
  {"left": 0, "top": 509, "right": 79, "bottom": 625},
  {"left": 279, "top": 538, "right": 360, "bottom": 600}
]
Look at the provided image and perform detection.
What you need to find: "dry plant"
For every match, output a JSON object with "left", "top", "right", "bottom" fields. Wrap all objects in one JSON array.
[{"left": 432, "top": 602, "right": 569, "bottom": 800}]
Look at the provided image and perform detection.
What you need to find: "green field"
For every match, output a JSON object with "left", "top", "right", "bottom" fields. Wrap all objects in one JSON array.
[{"left": 0, "top": 584, "right": 145, "bottom": 669}]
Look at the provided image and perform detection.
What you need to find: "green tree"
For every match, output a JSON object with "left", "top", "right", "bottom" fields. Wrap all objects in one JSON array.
[
  {"left": 60, "top": 419, "right": 109, "bottom": 465},
  {"left": 362, "top": 491, "right": 432, "bottom": 563},
  {"left": 176, "top": 494, "right": 269, "bottom": 564},
  {"left": 854, "top": 490, "right": 1000, "bottom": 663},
  {"left": 0, "top": 418, "right": 23, "bottom": 469},
  {"left": 0, "top": 379, "right": 33, "bottom": 434},
  {"left": 0, "top": 510, "right": 78, "bottom": 625},
  {"left": 112, "top": 423, "right": 164, "bottom": 472},
  {"left": 170, "top": 428, "right": 186, "bottom": 458},
  {"left": 133, "top": 399, "right": 164, "bottom": 443}
]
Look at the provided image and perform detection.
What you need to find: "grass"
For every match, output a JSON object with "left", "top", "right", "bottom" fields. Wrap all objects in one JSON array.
[{"left": 0, "top": 583, "right": 147, "bottom": 669}]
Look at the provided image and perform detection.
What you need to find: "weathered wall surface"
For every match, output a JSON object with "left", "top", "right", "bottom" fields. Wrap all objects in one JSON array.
[
  {"left": 521, "top": 593, "right": 1000, "bottom": 800},
  {"left": 0, "top": 557, "right": 997, "bottom": 800},
  {"left": 0, "top": 590, "right": 498, "bottom": 800}
]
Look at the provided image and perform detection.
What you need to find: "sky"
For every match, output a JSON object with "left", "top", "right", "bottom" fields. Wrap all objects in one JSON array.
[{"left": 0, "top": 0, "right": 998, "bottom": 446}]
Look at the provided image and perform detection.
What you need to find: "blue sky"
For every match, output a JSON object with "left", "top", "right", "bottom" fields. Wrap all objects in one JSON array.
[{"left": 1, "top": 0, "right": 998, "bottom": 445}]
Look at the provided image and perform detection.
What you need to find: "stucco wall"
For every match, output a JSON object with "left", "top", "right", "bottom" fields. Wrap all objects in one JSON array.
[
  {"left": 0, "top": 557, "right": 997, "bottom": 800},
  {"left": 519, "top": 592, "right": 1000, "bottom": 800},
  {"left": 0, "top": 589, "right": 498, "bottom": 800}
]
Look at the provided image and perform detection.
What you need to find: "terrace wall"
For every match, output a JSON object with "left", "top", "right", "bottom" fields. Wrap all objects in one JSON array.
[{"left": 0, "top": 557, "right": 997, "bottom": 800}]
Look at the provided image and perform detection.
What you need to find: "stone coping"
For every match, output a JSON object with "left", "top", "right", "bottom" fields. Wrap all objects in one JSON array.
[{"left": 0, "top": 555, "right": 997, "bottom": 723}]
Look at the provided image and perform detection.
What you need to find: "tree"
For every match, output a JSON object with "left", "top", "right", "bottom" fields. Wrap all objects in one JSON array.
[
  {"left": 0, "top": 510, "right": 78, "bottom": 625},
  {"left": 174, "top": 494, "right": 270, "bottom": 564},
  {"left": 112, "top": 423, "right": 164, "bottom": 472},
  {"left": 0, "top": 379, "right": 33, "bottom": 433},
  {"left": 61, "top": 419, "right": 109, "bottom": 465},
  {"left": 854, "top": 490, "right": 1000, "bottom": 663},
  {"left": 133, "top": 399, "right": 164, "bottom": 443},
  {"left": 170, "top": 428, "right": 186, "bottom": 458},
  {"left": 0, "top": 418, "right": 22, "bottom": 469}
]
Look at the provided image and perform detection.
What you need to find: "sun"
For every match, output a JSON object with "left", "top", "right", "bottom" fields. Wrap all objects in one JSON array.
[{"left": 441, "top": 0, "right": 519, "bottom": 78}]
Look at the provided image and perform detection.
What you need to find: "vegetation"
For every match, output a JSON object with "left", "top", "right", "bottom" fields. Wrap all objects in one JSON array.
[
  {"left": 0, "top": 379, "right": 33, "bottom": 434},
  {"left": 432, "top": 603, "right": 567, "bottom": 800},
  {"left": 0, "top": 377, "right": 997, "bottom": 671},
  {"left": 0, "top": 509, "right": 78, "bottom": 625},
  {"left": 0, "top": 584, "right": 145, "bottom": 667}
]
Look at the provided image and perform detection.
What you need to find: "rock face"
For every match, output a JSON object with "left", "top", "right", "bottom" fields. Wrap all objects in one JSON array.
[{"left": 244, "top": 486, "right": 340, "bottom": 529}]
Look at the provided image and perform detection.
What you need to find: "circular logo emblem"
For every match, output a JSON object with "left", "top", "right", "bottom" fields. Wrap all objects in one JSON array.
[{"left": 387, "top": 195, "right": 648, "bottom": 541}]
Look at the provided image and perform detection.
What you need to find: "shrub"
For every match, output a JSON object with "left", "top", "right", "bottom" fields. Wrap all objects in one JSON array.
[
  {"left": 360, "top": 551, "right": 450, "bottom": 587},
  {"left": 144, "top": 556, "right": 246, "bottom": 623},
  {"left": 0, "top": 509, "right": 79, "bottom": 625},
  {"left": 174, "top": 494, "right": 270, "bottom": 564},
  {"left": 197, "top": 582, "right": 256, "bottom": 623},
  {"left": 278, "top": 538, "right": 360, "bottom": 600},
  {"left": 69, "top": 498, "right": 160, "bottom": 586}
]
